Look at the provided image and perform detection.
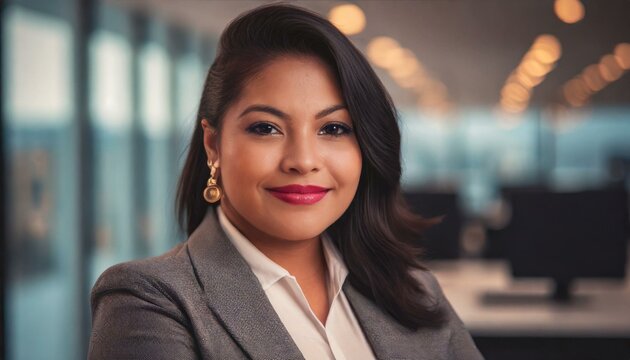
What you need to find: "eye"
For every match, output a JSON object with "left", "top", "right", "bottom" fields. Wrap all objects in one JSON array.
[
  {"left": 319, "top": 123, "right": 353, "bottom": 137},
  {"left": 246, "top": 122, "right": 281, "bottom": 136}
]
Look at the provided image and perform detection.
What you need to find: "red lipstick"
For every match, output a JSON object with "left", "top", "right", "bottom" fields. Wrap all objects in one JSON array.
[{"left": 266, "top": 184, "right": 330, "bottom": 205}]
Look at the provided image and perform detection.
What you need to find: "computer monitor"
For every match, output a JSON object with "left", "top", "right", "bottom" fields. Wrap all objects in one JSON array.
[
  {"left": 402, "top": 191, "right": 462, "bottom": 259},
  {"left": 501, "top": 186, "right": 629, "bottom": 301}
]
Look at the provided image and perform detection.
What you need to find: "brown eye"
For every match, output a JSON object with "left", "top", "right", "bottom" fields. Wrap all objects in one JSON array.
[
  {"left": 319, "top": 123, "right": 353, "bottom": 137},
  {"left": 246, "top": 122, "right": 280, "bottom": 135}
]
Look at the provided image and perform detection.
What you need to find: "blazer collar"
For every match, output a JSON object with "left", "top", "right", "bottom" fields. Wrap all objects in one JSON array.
[{"left": 187, "top": 206, "right": 421, "bottom": 359}]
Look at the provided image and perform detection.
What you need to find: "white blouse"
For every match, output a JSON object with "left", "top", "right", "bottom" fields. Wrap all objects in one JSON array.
[{"left": 216, "top": 206, "right": 376, "bottom": 360}]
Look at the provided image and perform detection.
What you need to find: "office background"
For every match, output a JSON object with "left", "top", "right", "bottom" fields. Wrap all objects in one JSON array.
[{"left": 1, "top": 0, "right": 629, "bottom": 359}]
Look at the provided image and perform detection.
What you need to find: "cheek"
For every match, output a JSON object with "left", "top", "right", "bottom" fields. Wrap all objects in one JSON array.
[
  {"left": 328, "top": 142, "right": 362, "bottom": 190},
  {"left": 218, "top": 136, "right": 275, "bottom": 194}
]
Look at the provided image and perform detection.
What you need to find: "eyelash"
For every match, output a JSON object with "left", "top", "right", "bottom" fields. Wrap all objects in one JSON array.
[{"left": 245, "top": 122, "right": 353, "bottom": 137}]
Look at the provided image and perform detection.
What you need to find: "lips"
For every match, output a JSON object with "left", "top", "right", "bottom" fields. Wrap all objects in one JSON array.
[{"left": 266, "top": 184, "right": 330, "bottom": 205}]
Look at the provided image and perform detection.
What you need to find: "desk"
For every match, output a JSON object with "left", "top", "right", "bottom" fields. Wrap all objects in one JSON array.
[{"left": 430, "top": 260, "right": 630, "bottom": 338}]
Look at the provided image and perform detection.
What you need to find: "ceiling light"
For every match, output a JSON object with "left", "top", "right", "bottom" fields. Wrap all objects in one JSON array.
[
  {"left": 599, "top": 54, "right": 624, "bottom": 82},
  {"left": 581, "top": 64, "right": 606, "bottom": 92},
  {"left": 512, "top": 70, "right": 544, "bottom": 88},
  {"left": 328, "top": 3, "right": 366, "bottom": 35},
  {"left": 614, "top": 43, "right": 630, "bottom": 70},
  {"left": 398, "top": 73, "right": 426, "bottom": 89},
  {"left": 554, "top": 0, "right": 585, "bottom": 24},
  {"left": 531, "top": 35, "right": 562, "bottom": 63},
  {"left": 502, "top": 82, "right": 531, "bottom": 102},
  {"left": 520, "top": 56, "right": 554, "bottom": 78},
  {"left": 501, "top": 95, "right": 528, "bottom": 108},
  {"left": 366, "top": 36, "right": 400, "bottom": 68},
  {"left": 563, "top": 78, "right": 591, "bottom": 107},
  {"left": 389, "top": 51, "right": 420, "bottom": 79}
]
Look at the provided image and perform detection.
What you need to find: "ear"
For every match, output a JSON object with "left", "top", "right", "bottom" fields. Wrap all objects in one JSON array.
[{"left": 201, "top": 119, "right": 220, "bottom": 168}]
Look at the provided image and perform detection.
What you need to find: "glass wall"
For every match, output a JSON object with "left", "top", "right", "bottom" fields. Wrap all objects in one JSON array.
[
  {"left": 3, "top": 3, "right": 80, "bottom": 359},
  {"left": 88, "top": 4, "right": 135, "bottom": 284},
  {"left": 2, "top": 1, "right": 214, "bottom": 358},
  {"left": 401, "top": 107, "right": 630, "bottom": 214}
]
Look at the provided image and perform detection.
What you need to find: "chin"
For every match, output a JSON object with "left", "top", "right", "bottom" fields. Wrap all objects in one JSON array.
[{"left": 271, "top": 207, "right": 346, "bottom": 237}]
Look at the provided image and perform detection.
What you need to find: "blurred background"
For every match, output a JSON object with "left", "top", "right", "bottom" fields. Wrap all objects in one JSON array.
[{"left": 1, "top": 0, "right": 630, "bottom": 359}]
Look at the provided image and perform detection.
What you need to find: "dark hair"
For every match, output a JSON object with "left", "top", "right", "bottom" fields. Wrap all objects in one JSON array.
[{"left": 176, "top": 3, "right": 445, "bottom": 329}]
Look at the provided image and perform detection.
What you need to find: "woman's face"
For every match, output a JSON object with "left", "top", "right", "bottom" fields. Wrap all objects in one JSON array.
[{"left": 202, "top": 55, "right": 362, "bottom": 242}]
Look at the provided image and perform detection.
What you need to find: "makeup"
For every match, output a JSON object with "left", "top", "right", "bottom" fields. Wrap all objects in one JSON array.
[{"left": 267, "top": 185, "right": 330, "bottom": 205}]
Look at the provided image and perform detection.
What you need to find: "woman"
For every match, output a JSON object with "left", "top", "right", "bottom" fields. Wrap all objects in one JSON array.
[{"left": 88, "top": 3, "right": 483, "bottom": 359}]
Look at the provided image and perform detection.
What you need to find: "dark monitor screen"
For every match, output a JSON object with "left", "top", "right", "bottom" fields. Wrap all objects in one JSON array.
[
  {"left": 403, "top": 191, "right": 462, "bottom": 259},
  {"left": 502, "top": 187, "right": 629, "bottom": 283}
]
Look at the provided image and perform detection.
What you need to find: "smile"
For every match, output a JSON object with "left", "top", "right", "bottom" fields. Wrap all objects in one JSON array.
[{"left": 266, "top": 184, "right": 330, "bottom": 205}]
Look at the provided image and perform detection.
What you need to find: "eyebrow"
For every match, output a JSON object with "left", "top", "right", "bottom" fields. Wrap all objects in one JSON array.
[{"left": 238, "top": 104, "right": 347, "bottom": 121}]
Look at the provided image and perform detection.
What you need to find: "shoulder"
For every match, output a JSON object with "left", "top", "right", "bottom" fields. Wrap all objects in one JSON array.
[
  {"left": 90, "top": 242, "right": 194, "bottom": 309},
  {"left": 410, "top": 268, "right": 452, "bottom": 311},
  {"left": 410, "top": 268, "right": 466, "bottom": 328},
  {"left": 412, "top": 268, "right": 485, "bottom": 359},
  {"left": 88, "top": 242, "right": 204, "bottom": 359}
]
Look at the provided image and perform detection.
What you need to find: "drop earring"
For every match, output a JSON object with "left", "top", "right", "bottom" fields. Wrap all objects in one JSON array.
[{"left": 203, "top": 160, "right": 223, "bottom": 203}]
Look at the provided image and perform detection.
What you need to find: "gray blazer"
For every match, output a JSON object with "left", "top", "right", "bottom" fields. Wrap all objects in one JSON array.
[{"left": 89, "top": 206, "right": 483, "bottom": 359}]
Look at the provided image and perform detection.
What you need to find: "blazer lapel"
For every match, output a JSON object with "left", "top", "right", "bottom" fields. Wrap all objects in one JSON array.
[{"left": 187, "top": 206, "right": 304, "bottom": 360}]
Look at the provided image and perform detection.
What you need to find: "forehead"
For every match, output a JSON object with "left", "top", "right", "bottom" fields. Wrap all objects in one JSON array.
[{"left": 238, "top": 55, "right": 344, "bottom": 105}]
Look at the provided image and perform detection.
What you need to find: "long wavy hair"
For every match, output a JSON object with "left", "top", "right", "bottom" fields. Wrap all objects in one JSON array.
[{"left": 176, "top": 3, "right": 445, "bottom": 329}]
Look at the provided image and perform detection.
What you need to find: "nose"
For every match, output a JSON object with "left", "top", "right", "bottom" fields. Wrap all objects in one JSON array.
[{"left": 279, "top": 130, "right": 323, "bottom": 175}]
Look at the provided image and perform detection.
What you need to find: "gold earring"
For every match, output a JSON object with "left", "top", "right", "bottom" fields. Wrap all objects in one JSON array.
[{"left": 203, "top": 160, "right": 223, "bottom": 203}]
